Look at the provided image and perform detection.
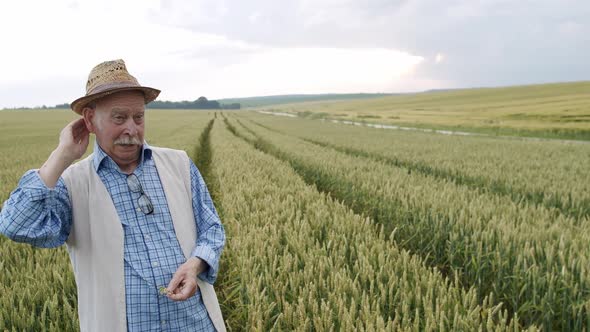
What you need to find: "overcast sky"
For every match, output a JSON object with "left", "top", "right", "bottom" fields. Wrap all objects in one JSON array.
[{"left": 0, "top": 0, "right": 588, "bottom": 108}]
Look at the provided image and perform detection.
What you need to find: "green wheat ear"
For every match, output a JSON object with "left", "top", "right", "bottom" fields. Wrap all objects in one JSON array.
[{"left": 159, "top": 286, "right": 169, "bottom": 295}]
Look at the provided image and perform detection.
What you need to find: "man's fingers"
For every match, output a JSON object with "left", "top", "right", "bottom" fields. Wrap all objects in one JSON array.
[
  {"left": 168, "top": 280, "right": 197, "bottom": 301},
  {"left": 72, "top": 122, "right": 85, "bottom": 135},
  {"left": 72, "top": 126, "right": 84, "bottom": 141},
  {"left": 62, "top": 118, "right": 86, "bottom": 144},
  {"left": 71, "top": 118, "right": 83, "bottom": 127},
  {"left": 70, "top": 118, "right": 86, "bottom": 133},
  {"left": 166, "top": 261, "right": 200, "bottom": 301},
  {"left": 78, "top": 131, "right": 90, "bottom": 146},
  {"left": 179, "top": 281, "right": 195, "bottom": 297},
  {"left": 73, "top": 125, "right": 89, "bottom": 143},
  {"left": 72, "top": 119, "right": 87, "bottom": 136},
  {"left": 167, "top": 273, "right": 182, "bottom": 293}
]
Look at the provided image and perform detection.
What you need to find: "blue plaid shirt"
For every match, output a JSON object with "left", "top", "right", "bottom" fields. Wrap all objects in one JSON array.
[{"left": 0, "top": 142, "right": 225, "bottom": 331}]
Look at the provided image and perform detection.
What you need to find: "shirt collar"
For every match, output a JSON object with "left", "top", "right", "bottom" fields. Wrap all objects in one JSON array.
[{"left": 92, "top": 141, "right": 152, "bottom": 172}]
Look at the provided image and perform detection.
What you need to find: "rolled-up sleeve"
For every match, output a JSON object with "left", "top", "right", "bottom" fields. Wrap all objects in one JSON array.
[
  {"left": 0, "top": 170, "right": 72, "bottom": 248},
  {"left": 189, "top": 162, "right": 225, "bottom": 284}
]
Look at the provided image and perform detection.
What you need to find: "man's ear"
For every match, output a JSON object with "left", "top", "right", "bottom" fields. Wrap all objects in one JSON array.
[{"left": 82, "top": 107, "right": 96, "bottom": 133}]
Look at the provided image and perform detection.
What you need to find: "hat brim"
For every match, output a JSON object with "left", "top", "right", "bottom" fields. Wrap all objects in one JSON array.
[{"left": 71, "top": 86, "right": 160, "bottom": 115}]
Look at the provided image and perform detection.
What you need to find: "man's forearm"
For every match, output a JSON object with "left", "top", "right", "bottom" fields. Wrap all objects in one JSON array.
[
  {"left": 0, "top": 170, "right": 72, "bottom": 248},
  {"left": 39, "top": 147, "right": 76, "bottom": 188},
  {"left": 38, "top": 118, "right": 90, "bottom": 188}
]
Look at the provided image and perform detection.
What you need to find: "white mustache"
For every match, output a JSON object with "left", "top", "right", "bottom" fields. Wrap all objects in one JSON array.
[{"left": 114, "top": 136, "right": 142, "bottom": 145}]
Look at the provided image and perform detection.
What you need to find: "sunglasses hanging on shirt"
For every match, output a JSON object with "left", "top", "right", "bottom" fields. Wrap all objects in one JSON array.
[{"left": 127, "top": 174, "right": 154, "bottom": 215}]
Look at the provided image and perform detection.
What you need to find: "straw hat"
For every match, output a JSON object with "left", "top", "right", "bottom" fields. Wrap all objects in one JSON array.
[{"left": 70, "top": 59, "right": 160, "bottom": 114}]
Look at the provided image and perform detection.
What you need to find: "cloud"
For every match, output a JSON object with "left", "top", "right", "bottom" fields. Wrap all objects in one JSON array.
[
  {"left": 137, "top": 47, "right": 423, "bottom": 102},
  {"left": 0, "top": 78, "right": 80, "bottom": 109},
  {"left": 201, "top": 47, "right": 423, "bottom": 99},
  {"left": 435, "top": 53, "right": 444, "bottom": 64},
  {"left": 0, "top": 0, "right": 588, "bottom": 107},
  {"left": 154, "top": 0, "right": 590, "bottom": 87},
  {"left": 0, "top": 0, "right": 424, "bottom": 108}
]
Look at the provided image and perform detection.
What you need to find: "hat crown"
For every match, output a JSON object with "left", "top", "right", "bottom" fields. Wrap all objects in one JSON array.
[
  {"left": 71, "top": 59, "right": 160, "bottom": 115},
  {"left": 86, "top": 59, "right": 139, "bottom": 94}
]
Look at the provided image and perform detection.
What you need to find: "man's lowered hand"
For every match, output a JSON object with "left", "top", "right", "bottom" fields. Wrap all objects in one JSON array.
[{"left": 166, "top": 257, "right": 207, "bottom": 301}]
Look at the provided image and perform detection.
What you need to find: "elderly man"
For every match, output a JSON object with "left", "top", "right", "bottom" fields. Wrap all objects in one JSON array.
[{"left": 0, "top": 60, "right": 226, "bottom": 332}]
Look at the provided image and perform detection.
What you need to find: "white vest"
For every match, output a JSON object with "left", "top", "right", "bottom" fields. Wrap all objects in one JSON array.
[{"left": 62, "top": 147, "right": 225, "bottom": 332}]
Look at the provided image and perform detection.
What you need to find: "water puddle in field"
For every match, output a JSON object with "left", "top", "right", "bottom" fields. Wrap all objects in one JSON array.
[
  {"left": 330, "top": 119, "right": 476, "bottom": 136},
  {"left": 257, "top": 111, "right": 590, "bottom": 144},
  {"left": 257, "top": 110, "right": 297, "bottom": 118}
]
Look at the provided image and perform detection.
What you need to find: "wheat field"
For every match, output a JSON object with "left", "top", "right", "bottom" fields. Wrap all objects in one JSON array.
[
  {"left": 256, "top": 81, "right": 590, "bottom": 140},
  {"left": 0, "top": 107, "right": 589, "bottom": 331}
]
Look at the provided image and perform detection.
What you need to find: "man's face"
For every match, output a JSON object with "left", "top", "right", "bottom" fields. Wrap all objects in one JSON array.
[{"left": 83, "top": 90, "right": 146, "bottom": 170}]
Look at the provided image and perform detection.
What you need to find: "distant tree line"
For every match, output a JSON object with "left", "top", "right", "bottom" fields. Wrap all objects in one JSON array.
[
  {"left": 1, "top": 104, "right": 61, "bottom": 110},
  {"left": 148, "top": 96, "right": 240, "bottom": 109},
  {"left": 45, "top": 96, "right": 240, "bottom": 110}
]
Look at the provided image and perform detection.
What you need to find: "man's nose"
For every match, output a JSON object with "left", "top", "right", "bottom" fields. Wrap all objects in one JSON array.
[{"left": 123, "top": 118, "right": 139, "bottom": 136}]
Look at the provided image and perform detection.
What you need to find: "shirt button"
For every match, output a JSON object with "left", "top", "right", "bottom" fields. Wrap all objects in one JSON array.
[
  {"left": 152, "top": 262, "right": 159, "bottom": 267},
  {"left": 161, "top": 320, "right": 166, "bottom": 326},
  {"left": 136, "top": 208, "right": 141, "bottom": 213},
  {"left": 145, "top": 235, "right": 151, "bottom": 240}
]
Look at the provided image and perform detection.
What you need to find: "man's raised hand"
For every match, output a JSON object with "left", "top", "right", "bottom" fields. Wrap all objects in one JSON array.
[
  {"left": 58, "top": 118, "right": 90, "bottom": 162},
  {"left": 38, "top": 118, "right": 90, "bottom": 188}
]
